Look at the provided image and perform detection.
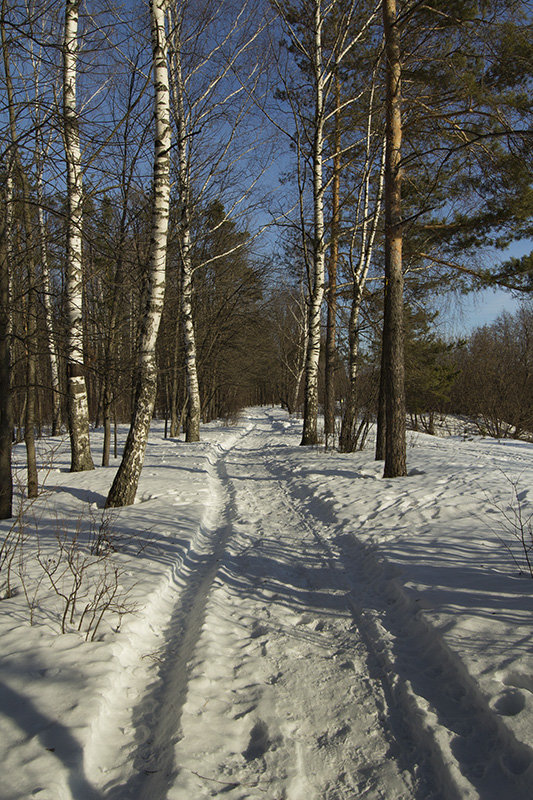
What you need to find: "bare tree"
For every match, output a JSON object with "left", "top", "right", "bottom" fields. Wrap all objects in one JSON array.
[
  {"left": 167, "top": 4, "right": 201, "bottom": 441},
  {"left": 1, "top": 5, "right": 39, "bottom": 496},
  {"left": 165, "top": 0, "right": 270, "bottom": 442},
  {"left": 340, "top": 72, "right": 385, "bottom": 452},
  {"left": 273, "top": 0, "right": 379, "bottom": 446},
  {"left": 106, "top": 0, "right": 171, "bottom": 508},
  {"left": 63, "top": 0, "right": 94, "bottom": 471}
]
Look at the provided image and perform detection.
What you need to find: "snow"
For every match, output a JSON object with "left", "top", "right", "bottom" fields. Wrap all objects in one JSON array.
[{"left": 0, "top": 407, "right": 532, "bottom": 799}]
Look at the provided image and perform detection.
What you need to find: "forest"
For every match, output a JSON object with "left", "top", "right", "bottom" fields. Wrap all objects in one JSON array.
[{"left": 0, "top": 0, "right": 532, "bottom": 514}]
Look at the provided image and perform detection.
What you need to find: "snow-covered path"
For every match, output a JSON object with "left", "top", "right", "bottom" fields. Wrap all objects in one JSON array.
[
  {"left": 1, "top": 408, "right": 532, "bottom": 800},
  {"left": 90, "top": 410, "right": 531, "bottom": 800}
]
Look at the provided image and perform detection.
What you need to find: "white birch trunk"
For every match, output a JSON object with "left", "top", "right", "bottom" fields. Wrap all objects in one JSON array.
[
  {"left": 38, "top": 201, "right": 62, "bottom": 436},
  {"left": 106, "top": 0, "right": 171, "bottom": 507},
  {"left": 63, "top": 0, "right": 93, "bottom": 471},
  {"left": 168, "top": 15, "right": 201, "bottom": 442},
  {"left": 301, "top": 0, "right": 326, "bottom": 446}
]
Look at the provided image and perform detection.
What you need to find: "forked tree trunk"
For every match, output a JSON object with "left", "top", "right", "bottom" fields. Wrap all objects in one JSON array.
[
  {"left": 382, "top": 0, "right": 406, "bottom": 477},
  {"left": 106, "top": 0, "right": 171, "bottom": 508},
  {"left": 301, "top": 0, "right": 326, "bottom": 446},
  {"left": 63, "top": 0, "right": 94, "bottom": 472}
]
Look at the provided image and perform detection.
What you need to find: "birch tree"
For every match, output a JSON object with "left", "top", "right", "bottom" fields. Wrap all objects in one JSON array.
[
  {"left": 63, "top": 0, "right": 94, "bottom": 471},
  {"left": 324, "top": 61, "right": 341, "bottom": 447},
  {"left": 339, "top": 75, "right": 386, "bottom": 452},
  {"left": 165, "top": 0, "right": 269, "bottom": 442},
  {"left": 106, "top": 0, "right": 171, "bottom": 508},
  {"left": 299, "top": 0, "right": 326, "bottom": 445},
  {"left": 167, "top": 6, "right": 201, "bottom": 442},
  {"left": 273, "top": 0, "right": 379, "bottom": 446}
]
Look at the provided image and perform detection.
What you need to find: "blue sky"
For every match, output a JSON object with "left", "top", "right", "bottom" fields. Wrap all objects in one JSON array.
[{"left": 441, "top": 239, "right": 531, "bottom": 335}]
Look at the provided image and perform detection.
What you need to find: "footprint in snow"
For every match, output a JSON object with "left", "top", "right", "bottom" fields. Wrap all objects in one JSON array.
[{"left": 243, "top": 720, "right": 271, "bottom": 761}]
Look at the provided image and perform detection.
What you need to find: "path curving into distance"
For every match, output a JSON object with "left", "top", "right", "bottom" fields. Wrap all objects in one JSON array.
[{"left": 92, "top": 409, "right": 533, "bottom": 800}]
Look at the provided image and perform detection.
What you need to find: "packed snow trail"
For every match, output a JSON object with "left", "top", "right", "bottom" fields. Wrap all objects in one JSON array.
[{"left": 90, "top": 409, "right": 532, "bottom": 800}]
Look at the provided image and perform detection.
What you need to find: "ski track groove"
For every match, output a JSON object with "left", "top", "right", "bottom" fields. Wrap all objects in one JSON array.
[
  {"left": 95, "top": 425, "right": 256, "bottom": 799},
  {"left": 91, "top": 411, "right": 533, "bottom": 799},
  {"left": 264, "top": 427, "right": 533, "bottom": 800}
]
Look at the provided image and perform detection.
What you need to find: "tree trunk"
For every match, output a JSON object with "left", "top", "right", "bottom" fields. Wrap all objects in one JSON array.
[
  {"left": 2, "top": 17, "right": 38, "bottom": 496},
  {"left": 0, "top": 189, "right": 12, "bottom": 519},
  {"left": 301, "top": 0, "right": 326, "bottom": 447},
  {"left": 339, "top": 290, "right": 361, "bottom": 452},
  {"left": 181, "top": 262, "right": 201, "bottom": 442},
  {"left": 38, "top": 203, "right": 62, "bottom": 436},
  {"left": 106, "top": 0, "right": 171, "bottom": 508},
  {"left": 169, "top": 312, "right": 181, "bottom": 437},
  {"left": 340, "top": 83, "right": 385, "bottom": 454},
  {"left": 168, "top": 11, "right": 201, "bottom": 443},
  {"left": 382, "top": 0, "right": 406, "bottom": 477},
  {"left": 324, "top": 66, "right": 341, "bottom": 447},
  {"left": 375, "top": 342, "right": 386, "bottom": 459},
  {"left": 63, "top": 0, "right": 94, "bottom": 472}
]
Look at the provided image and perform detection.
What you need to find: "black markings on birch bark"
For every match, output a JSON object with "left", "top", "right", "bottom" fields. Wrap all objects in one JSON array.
[{"left": 106, "top": 0, "right": 171, "bottom": 508}]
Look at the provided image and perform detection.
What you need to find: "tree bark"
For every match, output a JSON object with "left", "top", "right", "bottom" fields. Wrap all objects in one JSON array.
[
  {"left": 63, "top": 0, "right": 94, "bottom": 472},
  {"left": 382, "top": 0, "right": 406, "bottom": 477},
  {"left": 324, "top": 66, "right": 341, "bottom": 447},
  {"left": 38, "top": 202, "right": 62, "bottom": 436},
  {"left": 2, "top": 15, "right": 38, "bottom": 496},
  {"left": 106, "top": 0, "right": 171, "bottom": 507},
  {"left": 301, "top": 0, "right": 326, "bottom": 446},
  {"left": 339, "top": 81, "right": 385, "bottom": 454},
  {"left": 375, "top": 341, "right": 386, "bottom": 459},
  {"left": 0, "top": 187, "right": 12, "bottom": 518},
  {"left": 168, "top": 10, "right": 201, "bottom": 443}
]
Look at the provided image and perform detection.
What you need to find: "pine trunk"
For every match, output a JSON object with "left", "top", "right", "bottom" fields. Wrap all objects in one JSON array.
[
  {"left": 382, "top": 0, "right": 406, "bottom": 477},
  {"left": 63, "top": 0, "right": 94, "bottom": 472},
  {"left": 106, "top": 0, "right": 171, "bottom": 508}
]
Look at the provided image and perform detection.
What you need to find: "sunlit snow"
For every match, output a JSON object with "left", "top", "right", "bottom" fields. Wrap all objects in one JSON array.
[{"left": 0, "top": 408, "right": 532, "bottom": 799}]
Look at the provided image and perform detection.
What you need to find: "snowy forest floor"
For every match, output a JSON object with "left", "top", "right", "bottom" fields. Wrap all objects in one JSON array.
[{"left": 0, "top": 407, "right": 532, "bottom": 800}]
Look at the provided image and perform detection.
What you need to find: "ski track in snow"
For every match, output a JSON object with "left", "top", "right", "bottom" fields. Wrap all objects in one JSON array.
[
  {"left": 1, "top": 408, "right": 532, "bottom": 800},
  {"left": 84, "top": 410, "right": 531, "bottom": 800}
]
